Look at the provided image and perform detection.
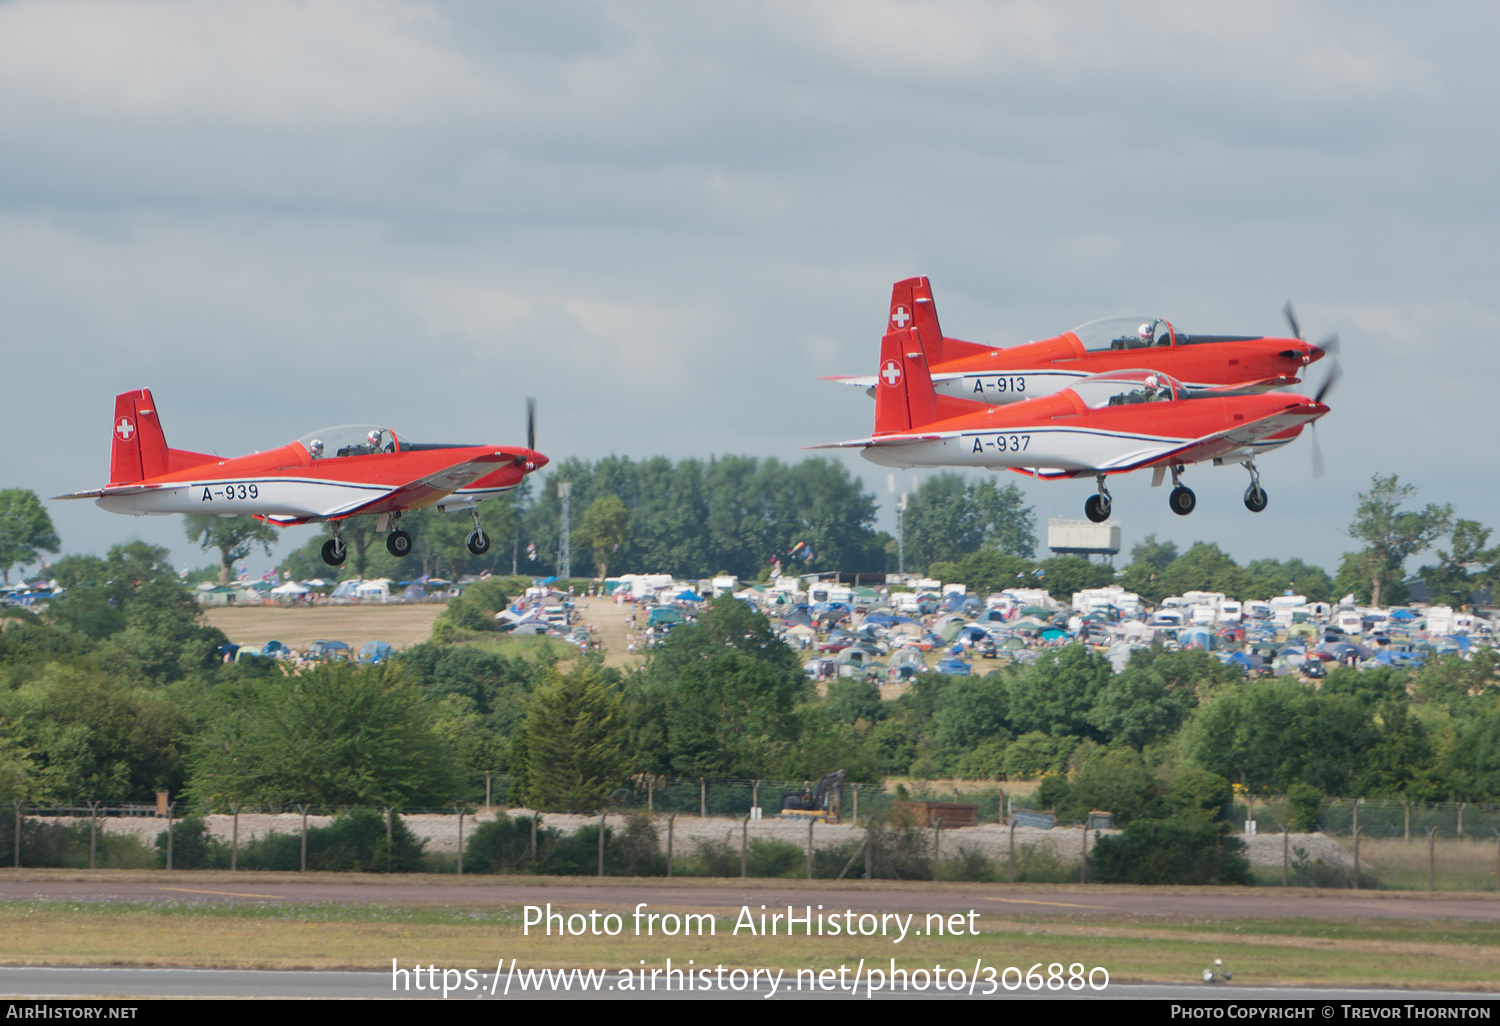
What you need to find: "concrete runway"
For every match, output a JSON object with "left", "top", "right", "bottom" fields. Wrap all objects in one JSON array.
[
  {"left": 0, "top": 966, "right": 1490, "bottom": 1001},
  {"left": 0, "top": 876, "right": 1494, "bottom": 921}
]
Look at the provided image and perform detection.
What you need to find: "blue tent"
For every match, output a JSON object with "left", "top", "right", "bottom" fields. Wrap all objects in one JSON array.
[
  {"left": 675, "top": 590, "right": 702, "bottom": 602},
  {"left": 359, "top": 641, "right": 395, "bottom": 664}
]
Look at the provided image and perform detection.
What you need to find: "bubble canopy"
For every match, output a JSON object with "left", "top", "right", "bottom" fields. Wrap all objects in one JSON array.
[
  {"left": 295, "top": 425, "right": 400, "bottom": 459},
  {"left": 1068, "top": 316, "right": 1177, "bottom": 352},
  {"left": 1069, "top": 369, "right": 1183, "bottom": 409}
]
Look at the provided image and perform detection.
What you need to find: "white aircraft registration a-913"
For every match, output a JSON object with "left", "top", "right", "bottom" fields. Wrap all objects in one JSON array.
[{"left": 56, "top": 389, "right": 547, "bottom": 565}]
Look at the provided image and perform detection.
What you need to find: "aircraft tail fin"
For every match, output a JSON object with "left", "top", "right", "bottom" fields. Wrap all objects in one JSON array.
[
  {"left": 887, "top": 276, "right": 995, "bottom": 366},
  {"left": 109, "top": 389, "right": 171, "bottom": 484},
  {"left": 874, "top": 327, "right": 941, "bottom": 434}
]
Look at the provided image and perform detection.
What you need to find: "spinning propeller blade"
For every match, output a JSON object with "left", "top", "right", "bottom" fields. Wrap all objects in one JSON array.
[
  {"left": 1283, "top": 301, "right": 1303, "bottom": 341},
  {"left": 526, "top": 397, "right": 536, "bottom": 451},
  {"left": 1311, "top": 423, "right": 1326, "bottom": 480},
  {"left": 1314, "top": 361, "right": 1341, "bottom": 404}
]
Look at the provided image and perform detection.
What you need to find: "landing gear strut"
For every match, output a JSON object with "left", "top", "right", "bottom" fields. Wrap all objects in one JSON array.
[
  {"left": 321, "top": 523, "right": 348, "bottom": 566},
  {"left": 1084, "top": 475, "right": 1112, "bottom": 523},
  {"left": 1242, "top": 461, "right": 1268, "bottom": 513},
  {"left": 1168, "top": 464, "right": 1196, "bottom": 516},
  {"left": 466, "top": 508, "right": 490, "bottom": 555}
]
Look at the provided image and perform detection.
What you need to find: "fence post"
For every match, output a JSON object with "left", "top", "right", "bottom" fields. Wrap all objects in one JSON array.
[
  {"left": 457, "top": 806, "right": 465, "bottom": 877},
  {"left": 865, "top": 827, "right": 873, "bottom": 881},
  {"left": 1458, "top": 803, "right": 1464, "bottom": 840},
  {"left": 530, "top": 811, "right": 538, "bottom": 867},
  {"left": 1428, "top": 826, "right": 1437, "bottom": 891},
  {"left": 1352, "top": 798, "right": 1359, "bottom": 841},
  {"left": 933, "top": 818, "right": 942, "bottom": 883},
  {"left": 852, "top": 783, "right": 860, "bottom": 827},
  {"left": 13, "top": 801, "right": 20, "bottom": 868},
  {"left": 806, "top": 817, "right": 814, "bottom": 880},
  {"left": 485, "top": 772, "right": 492, "bottom": 809},
  {"left": 741, "top": 814, "right": 749, "bottom": 878},
  {"left": 165, "top": 802, "right": 174, "bottom": 871},
  {"left": 647, "top": 777, "right": 654, "bottom": 813},
  {"left": 1282, "top": 825, "right": 1289, "bottom": 887},
  {"left": 666, "top": 814, "right": 674, "bottom": 878},
  {"left": 1080, "top": 818, "right": 1089, "bottom": 884},
  {"left": 87, "top": 801, "right": 98, "bottom": 871},
  {"left": 700, "top": 778, "right": 706, "bottom": 818},
  {"left": 597, "top": 808, "right": 606, "bottom": 877},
  {"left": 231, "top": 804, "right": 239, "bottom": 872},
  {"left": 751, "top": 781, "right": 758, "bottom": 818},
  {"left": 299, "top": 805, "right": 309, "bottom": 873},
  {"left": 1009, "top": 818, "right": 1016, "bottom": 884},
  {"left": 1351, "top": 826, "right": 1360, "bottom": 890},
  {"left": 1404, "top": 800, "right": 1410, "bottom": 843}
]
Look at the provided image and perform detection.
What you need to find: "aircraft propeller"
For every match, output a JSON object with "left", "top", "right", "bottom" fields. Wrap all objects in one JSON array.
[
  {"left": 526, "top": 396, "right": 536, "bottom": 452},
  {"left": 1285, "top": 302, "right": 1342, "bottom": 478}
]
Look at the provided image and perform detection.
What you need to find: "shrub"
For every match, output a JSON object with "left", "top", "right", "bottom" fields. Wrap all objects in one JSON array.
[
  {"left": 1088, "top": 820, "right": 1251, "bottom": 885},
  {"left": 465, "top": 813, "right": 554, "bottom": 874},
  {"left": 236, "top": 810, "right": 425, "bottom": 872},
  {"left": 155, "top": 816, "right": 229, "bottom": 869},
  {"left": 1286, "top": 783, "right": 1324, "bottom": 832},
  {"left": 0, "top": 817, "right": 155, "bottom": 869}
]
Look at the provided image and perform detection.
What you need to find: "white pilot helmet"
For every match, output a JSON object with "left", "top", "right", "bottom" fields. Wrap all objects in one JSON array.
[
  {"left": 309, "top": 439, "right": 324, "bottom": 456},
  {"left": 1144, "top": 374, "right": 1160, "bottom": 390},
  {"left": 367, "top": 429, "right": 382, "bottom": 446},
  {"left": 1138, "top": 322, "right": 1155, "bottom": 343}
]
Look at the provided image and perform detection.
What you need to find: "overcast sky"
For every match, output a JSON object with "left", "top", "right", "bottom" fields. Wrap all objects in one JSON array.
[{"left": 5, "top": 0, "right": 1497, "bottom": 579}]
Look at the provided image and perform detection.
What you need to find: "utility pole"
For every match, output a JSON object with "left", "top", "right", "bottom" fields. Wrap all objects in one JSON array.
[
  {"left": 896, "top": 493, "right": 908, "bottom": 575},
  {"left": 557, "top": 482, "right": 572, "bottom": 579}
]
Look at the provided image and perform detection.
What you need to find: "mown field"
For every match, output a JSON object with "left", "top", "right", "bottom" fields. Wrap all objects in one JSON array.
[{"left": 0, "top": 890, "right": 1496, "bottom": 991}]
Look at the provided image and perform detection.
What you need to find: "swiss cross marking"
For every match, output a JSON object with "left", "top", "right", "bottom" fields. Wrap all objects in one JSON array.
[
  {"left": 115, "top": 417, "right": 135, "bottom": 441},
  {"left": 890, "top": 305, "right": 910, "bottom": 328},
  {"left": 881, "top": 360, "right": 903, "bottom": 386}
]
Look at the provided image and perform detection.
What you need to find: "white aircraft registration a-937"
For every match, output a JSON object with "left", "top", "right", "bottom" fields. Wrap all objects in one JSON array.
[
  {"left": 815, "top": 321, "right": 1333, "bottom": 522},
  {"left": 55, "top": 389, "right": 547, "bottom": 565}
]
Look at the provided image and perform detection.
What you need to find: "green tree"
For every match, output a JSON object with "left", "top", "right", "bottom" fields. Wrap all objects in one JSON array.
[
  {"left": 0, "top": 490, "right": 60, "bottom": 584},
  {"left": 576, "top": 494, "right": 630, "bottom": 580},
  {"left": 902, "top": 473, "right": 1036, "bottom": 572},
  {"left": 1241, "top": 557, "right": 1334, "bottom": 603},
  {"left": 510, "top": 661, "right": 629, "bottom": 811},
  {"left": 1419, "top": 519, "right": 1495, "bottom": 608},
  {"left": 628, "top": 596, "right": 805, "bottom": 777},
  {"left": 1007, "top": 645, "right": 1113, "bottom": 740},
  {"left": 183, "top": 514, "right": 279, "bottom": 584},
  {"left": 1343, "top": 475, "right": 1452, "bottom": 607},
  {"left": 1087, "top": 664, "right": 1197, "bottom": 749},
  {"left": 185, "top": 662, "right": 459, "bottom": 807}
]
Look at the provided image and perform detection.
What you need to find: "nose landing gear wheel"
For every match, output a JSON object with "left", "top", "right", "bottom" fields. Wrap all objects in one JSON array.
[
  {"left": 321, "top": 539, "right": 347, "bottom": 566},
  {"left": 1243, "top": 485, "right": 1269, "bottom": 513},
  {"left": 466, "top": 529, "right": 490, "bottom": 555},
  {"left": 386, "top": 530, "right": 412, "bottom": 557},
  {"left": 1084, "top": 493, "right": 1112, "bottom": 522},
  {"left": 1169, "top": 486, "right": 1197, "bottom": 516}
]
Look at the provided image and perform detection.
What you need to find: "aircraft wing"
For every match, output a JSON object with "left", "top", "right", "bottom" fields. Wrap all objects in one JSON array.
[
  {"left": 1183, "top": 374, "right": 1301, "bottom": 397},
  {"left": 806, "top": 430, "right": 964, "bottom": 450},
  {"left": 319, "top": 452, "right": 514, "bottom": 520},
  {"left": 1013, "top": 407, "right": 1320, "bottom": 481},
  {"left": 51, "top": 484, "right": 164, "bottom": 500}
]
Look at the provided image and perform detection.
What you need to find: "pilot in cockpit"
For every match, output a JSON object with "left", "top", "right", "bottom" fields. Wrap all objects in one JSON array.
[{"left": 309, "top": 439, "right": 325, "bottom": 458}]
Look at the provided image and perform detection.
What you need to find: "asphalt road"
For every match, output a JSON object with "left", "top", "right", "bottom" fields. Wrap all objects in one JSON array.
[
  {"left": 0, "top": 966, "right": 1490, "bottom": 1001},
  {"left": 0, "top": 876, "right": 1494, "bottom": 921}
]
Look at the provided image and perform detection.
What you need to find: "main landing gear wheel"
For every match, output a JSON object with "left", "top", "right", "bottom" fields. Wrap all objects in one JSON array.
[
  {"left": 1084, "top": 493, "right": 1112, "bottom": 523},
  {"left": 320, "top": 538, "right": 347, "bottom": 566},
  {"left": 1244, "top": 485, "right": 1269, "bottom": 513},
  {"left": 1169, "top": 486, "right": 1197, "bottom": 516},
  {"left": 386, "top": 530, "right": 412, "bottom": 557},
  {"left": 467, "top": 529, "right": 490, "bottom": 555}
]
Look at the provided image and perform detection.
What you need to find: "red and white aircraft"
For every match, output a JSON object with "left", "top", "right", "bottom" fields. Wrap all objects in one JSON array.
[
  {"left": 815, "top": 320, "right": 1332, "bottom": 521},
  {"left": 829, "top": 277, "right": 1331, "bottom": 403},
  {"left": 56, "top": 389, "right": 547, "bottom": 565}
]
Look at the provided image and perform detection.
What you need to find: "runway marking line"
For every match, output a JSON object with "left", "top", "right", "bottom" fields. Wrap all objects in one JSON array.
[
  {"left": 982, "top": 897, "right": 1111, "bottom": 910},
  {"left": 154, "top": 887, "right": 282, "bottom": 899}
]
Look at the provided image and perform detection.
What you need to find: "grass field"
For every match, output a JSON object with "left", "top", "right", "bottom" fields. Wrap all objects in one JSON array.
[
  {"left": 202, "top": 603, "right": 444, "bottom": 650},
  {"left": 1, "top": 895, "right": 1495, "bottom": 990}
]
